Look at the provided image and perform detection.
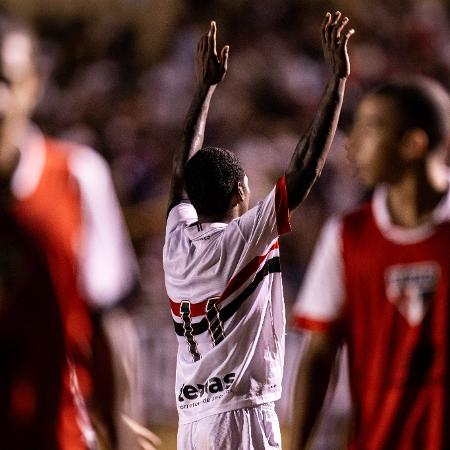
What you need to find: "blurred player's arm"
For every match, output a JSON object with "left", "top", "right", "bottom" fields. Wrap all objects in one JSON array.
[
  {"left": 122, "top": 414, "right": 161, "bottom": 450},
  {"left": 168, "top": 21, "right": 229, "bottom": 210},
  {"left": 290, "top": 331, "right": 340, "bottom": 450},
  {"left": 70, "top": 146, "right": 139, "bottom": 309},
  {"left": 69, "top": 145, "right": 141, "bottom": 448},
  {"left": 285, "top": 11, "right": 354, "bottom": 210},
  {"left": 290, "top": 218, "right": 345, "bottom": 449}
]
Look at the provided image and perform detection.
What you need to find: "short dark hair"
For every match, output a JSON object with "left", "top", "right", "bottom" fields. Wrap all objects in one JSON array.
[
  {"left": 185, "top": 146, "right": 245, "bottom": 217},
  {"left": 371, "top": 76, "right": 449, "bottom": 151}
]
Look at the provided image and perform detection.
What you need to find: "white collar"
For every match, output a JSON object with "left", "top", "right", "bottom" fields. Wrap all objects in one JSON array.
[
  {"left": 11, "top": 126, "right": 46, "bottom": 200},
  {"left": 372, "top": 183, "right": 450, "bottom": 244},
  {"left": 185, "top": 221, "right": 227, "bottom": 242}
]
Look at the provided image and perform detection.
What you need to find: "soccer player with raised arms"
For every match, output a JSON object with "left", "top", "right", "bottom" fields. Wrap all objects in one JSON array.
[{"left": 164, "top": 12, "right": 354, "bottom": 449}]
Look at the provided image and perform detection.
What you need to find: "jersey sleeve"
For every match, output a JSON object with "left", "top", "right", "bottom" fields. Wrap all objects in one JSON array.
[
  {"left": 291, "top": 217, "right": 345, "bottom": 333},
  {"left": 69, "top": 146, "right": 139, "bottom": 309},
  {"left": 166, "top": 201, "right": 198, "bottom": 234},
  {"left": 229, "top": 176, "right": 291, "bottom": 255},
  {"left": 164, "top": 202, "right": 198, "bottom": 268}
]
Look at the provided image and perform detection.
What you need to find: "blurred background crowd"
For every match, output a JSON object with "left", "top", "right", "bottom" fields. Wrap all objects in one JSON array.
[{"left": 2, "top": 0, "right": 449, "bottom": 447}]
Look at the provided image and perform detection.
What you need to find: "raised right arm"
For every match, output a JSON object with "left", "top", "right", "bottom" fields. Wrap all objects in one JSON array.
[
  {"left": 168, "top": 21, "right": 229, "bottom": 211},
  {"left": 285, "top": 11, "right": 354, "bottom": 210}
]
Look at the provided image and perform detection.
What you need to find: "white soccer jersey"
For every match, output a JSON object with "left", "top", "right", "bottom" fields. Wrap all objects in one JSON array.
[{"left": 163, "top": 176, "right": 291, "bottom": 424}]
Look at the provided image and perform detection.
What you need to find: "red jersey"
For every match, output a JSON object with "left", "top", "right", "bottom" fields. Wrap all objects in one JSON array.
[
  {"left": 293, "top": 185, "right": 450, "bottom": 450},
  {"left": 5, "top": 128, "right": 137, "bottom": 450},
  {"left": 0, "top": 211, "right": 64, "bottom": 450}
]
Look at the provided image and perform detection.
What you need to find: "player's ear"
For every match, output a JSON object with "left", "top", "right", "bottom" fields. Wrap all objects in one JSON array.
[
  {"left": 228, "top": 181, "right": 244, "bottom": 208},
  {"left": 236, "top": 181, "right": 245, "bottom": 202},
  {"left": 399, "top": 128, "right": 429, "bottom": 161}
]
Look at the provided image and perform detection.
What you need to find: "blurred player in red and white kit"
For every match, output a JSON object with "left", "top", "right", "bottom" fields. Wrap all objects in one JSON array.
[
  {"left": 0, "top": 12, "right": 148, "bottom": 450},
  {"left": 164, "top": 13, "right": 354, "bottom": 449},
  {"left": 291, "top": 77, "right": 450, "bottom": 450},
  {"left": 0, "top": 209, "right": 66, "bottom": 450}
]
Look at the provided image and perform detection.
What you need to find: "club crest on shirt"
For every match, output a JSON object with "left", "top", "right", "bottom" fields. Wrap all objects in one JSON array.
[{"left": 385, "top": 262, "right": 440, "bottom": 326}]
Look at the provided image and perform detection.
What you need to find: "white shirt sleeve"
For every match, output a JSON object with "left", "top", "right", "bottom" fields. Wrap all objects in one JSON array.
[
  {"left": 292, "top": 217, "right": 345, "bottom": 331},
  {"left": 227, "top": 176, "right": 291, "bottom": 258},
  {"left": 233, "top": 189, "right": 278, "bottom": 251},
  {"left": 166, "top": 202, "right": 198, "bottom": 235},
  {"left": 69, "top": 146, "right": 139, "bottom": 309}
]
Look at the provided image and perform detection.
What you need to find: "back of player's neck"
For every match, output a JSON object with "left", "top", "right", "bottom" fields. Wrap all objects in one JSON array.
[{"left": 198, "top": 211, "right": 236, "bottom": 224}]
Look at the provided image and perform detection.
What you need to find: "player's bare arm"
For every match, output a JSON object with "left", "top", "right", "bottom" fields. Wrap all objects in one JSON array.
[
  {"left": 285, "top": 11, "right": 354, "bottom": 210},
  {"left": 290, "top": 331, "right": 341, "bottom": 450},
  {"left": 168, "top": 21, "right": 229, "bottom": 209},
  {"left": 122, "top": 414, "right": 162, "bottom": 450}
]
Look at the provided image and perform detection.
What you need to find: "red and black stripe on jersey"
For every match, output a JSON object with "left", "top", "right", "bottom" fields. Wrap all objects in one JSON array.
[{"left": 172, "top": 255, "right": 281, "bottom": 337}]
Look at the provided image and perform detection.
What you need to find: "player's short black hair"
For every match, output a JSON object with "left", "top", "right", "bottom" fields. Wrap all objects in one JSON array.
[
  {"left": 185, "top": 146, "right": 245, "bottom": 217},
  {"left": 371, "top": 76, "right": 449, "bottom": 151}
]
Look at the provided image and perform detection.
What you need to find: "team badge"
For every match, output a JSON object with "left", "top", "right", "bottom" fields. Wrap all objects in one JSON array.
[{"left": 385, "top": 262, "right": 440, "bottom": 326}]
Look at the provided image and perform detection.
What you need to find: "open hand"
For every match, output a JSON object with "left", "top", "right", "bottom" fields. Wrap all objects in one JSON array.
[
  {"left": 321, "top": 11, "right": 354, "bottom": 79},
  {"left": 196, "top": 21, "right": 229, "bottom": 86}
]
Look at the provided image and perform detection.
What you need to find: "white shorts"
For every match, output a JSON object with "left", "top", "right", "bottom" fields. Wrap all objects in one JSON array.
[{"left": 177, "top": 403, "right": 282, "bottom": 450}]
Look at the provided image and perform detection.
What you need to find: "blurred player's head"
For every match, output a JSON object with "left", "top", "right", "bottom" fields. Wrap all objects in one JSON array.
[
  {"left": 185, "top": 146, "right": 249, "bottom": 219},
  {"left": 0, "top": 13, "right": 41, "bottom": 173},
  {"left": 346, "top": 76, "right": 449, "bottom": 187}
]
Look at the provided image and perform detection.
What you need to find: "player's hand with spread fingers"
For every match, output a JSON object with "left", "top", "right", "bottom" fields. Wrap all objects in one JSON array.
[
  {"left": 322, "top": 11, "right": 354, "bottom": 79},
  {"left": 169, "top": 20, "right": 229, "bottom": 207},
  {"left": 196, "top": 20, "right": 229, "bottom": 86}
]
